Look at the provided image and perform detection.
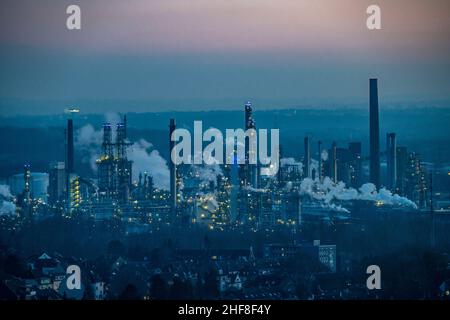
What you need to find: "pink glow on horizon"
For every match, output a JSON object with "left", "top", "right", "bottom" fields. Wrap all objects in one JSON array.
[{"left": 0, "top": 0, "right": 449, "bottom": 58}]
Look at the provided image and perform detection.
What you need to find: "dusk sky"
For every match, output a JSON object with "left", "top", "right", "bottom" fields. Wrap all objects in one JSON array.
[{"left": 0, "top": 0, "right": 449, "bottom": 114}]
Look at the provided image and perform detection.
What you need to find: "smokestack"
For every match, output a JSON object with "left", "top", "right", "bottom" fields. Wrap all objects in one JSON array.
[
  {"left": 123, "top": 114, "right": 127, "bottom": 140},
  {"left": 244, "top": 101, "right": 258, "bottom": 188},
  {"left": 65, "top": 119, "right": 74, "bottom": 203},
  {"left": 331, "top": 142, "right": 337, "bottom": 183},
  {"left": 369, "top": 78, "right": 380, "bottom": 188},
  {"left": 304, "top": 136, "right": 310, "bottom": 178},
  {"left": 115, "top": 117, "right": 131, "bottom": 204},
  {"left": 23, "top": 164, "right": 31, "bottom": 203},
  {"left": 277, "top": 145, "right": 283, "bottom": 183},
  {"left": 169, "top": 119, "right": 177, "bottom": 211},
  {"left": 66, "top": 119, "right": 74, "bottom": 174},
  {"left": 386, "top": 132, "right": 397, "bottom": 190},
  {"left": 318, "top": 141, "right": 322, "bottom": 181}
]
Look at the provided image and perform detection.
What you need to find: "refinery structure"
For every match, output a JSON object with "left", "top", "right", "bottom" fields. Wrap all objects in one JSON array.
[
  {"left": 96, "top": 117, "right": 132, "bottom": 203},
  {"left": 8, "top": 79, "right": 436, "bottom": 235}
]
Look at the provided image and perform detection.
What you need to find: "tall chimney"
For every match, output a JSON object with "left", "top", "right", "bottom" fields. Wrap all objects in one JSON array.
[
  {"left": 244, "top": 101, "right": 258, "bottom": 188},
  {"left": 304, "top": 136, "right": 310, "bottom": 178},
  {"left": 23, "top": 164, "right": 31, "bottom": 204},
  {"left": 369, "top": 78, "right": 380, "bottom": 188},
  {"left": 66, "top": 119, "right": 74, "bottom": 174},
  {"left": 386, "top": 132, "right": 397, "bottom": 190},
  {"left": 318, "top": 141, "right": 322, "bottom": 181},
  {"left": 331, "top": 142, "right": 337, "bottom": 183},
  {"left": 123, "top": 114, "right": 127, "bottom": 140},
  {"left": 169, "top": 119, "right": 177, "bottom": 211}
]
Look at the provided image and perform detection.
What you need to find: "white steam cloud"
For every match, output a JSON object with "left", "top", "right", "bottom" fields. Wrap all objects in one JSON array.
[
  {"left": 128, "top": 139, "right": 170, "bottom": 190},
  {"left": 321, "top": 149, "right": 328, "bottom": 161},
  {"left": 280, "top": 157, "right": 303, "bottom": 175},
  {"left": 300, "top": 177, "right": 417, "bottom": 209},
  {"left": 191, "top": 164, "right": 223, "bottom": 187},
  {"left": 75, "top": 114, "right": 170, "bottom": 190},
  {"left": 76, "top": 124, "right": 103, "bottom": 171},
  {"left": 0, "top": 185, "right": 13, "bottom": 198},
  {"left": 0, "top": 184, "right": 16, "bottom": 216}
]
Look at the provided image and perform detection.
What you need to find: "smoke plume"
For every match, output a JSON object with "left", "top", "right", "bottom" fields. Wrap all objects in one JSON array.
[
  {"left": 300, "top": 177, "right": 417, "bottom": 209},
  {"left": 76, "top": 124, "right": 103, "bottom": 171},
  {"left": 321, "top": 149, "right": 328, "bottom": 161},
  {"left": 128, "top": 139, "right": 170, "bottom": 190},
  {"left": 280, "top": 157, "right": 304, "bottom": 175},
  {"left": 0, "top": 185, "right": 16, "bottom": 216},
  {"left": 75, "top": 114, "right": 170, "bottom": 190}
]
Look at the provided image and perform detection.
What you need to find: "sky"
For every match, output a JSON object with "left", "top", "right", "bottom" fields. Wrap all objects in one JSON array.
[{"left": 0, "top": 0, "right": 449, "bottom": 115}]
